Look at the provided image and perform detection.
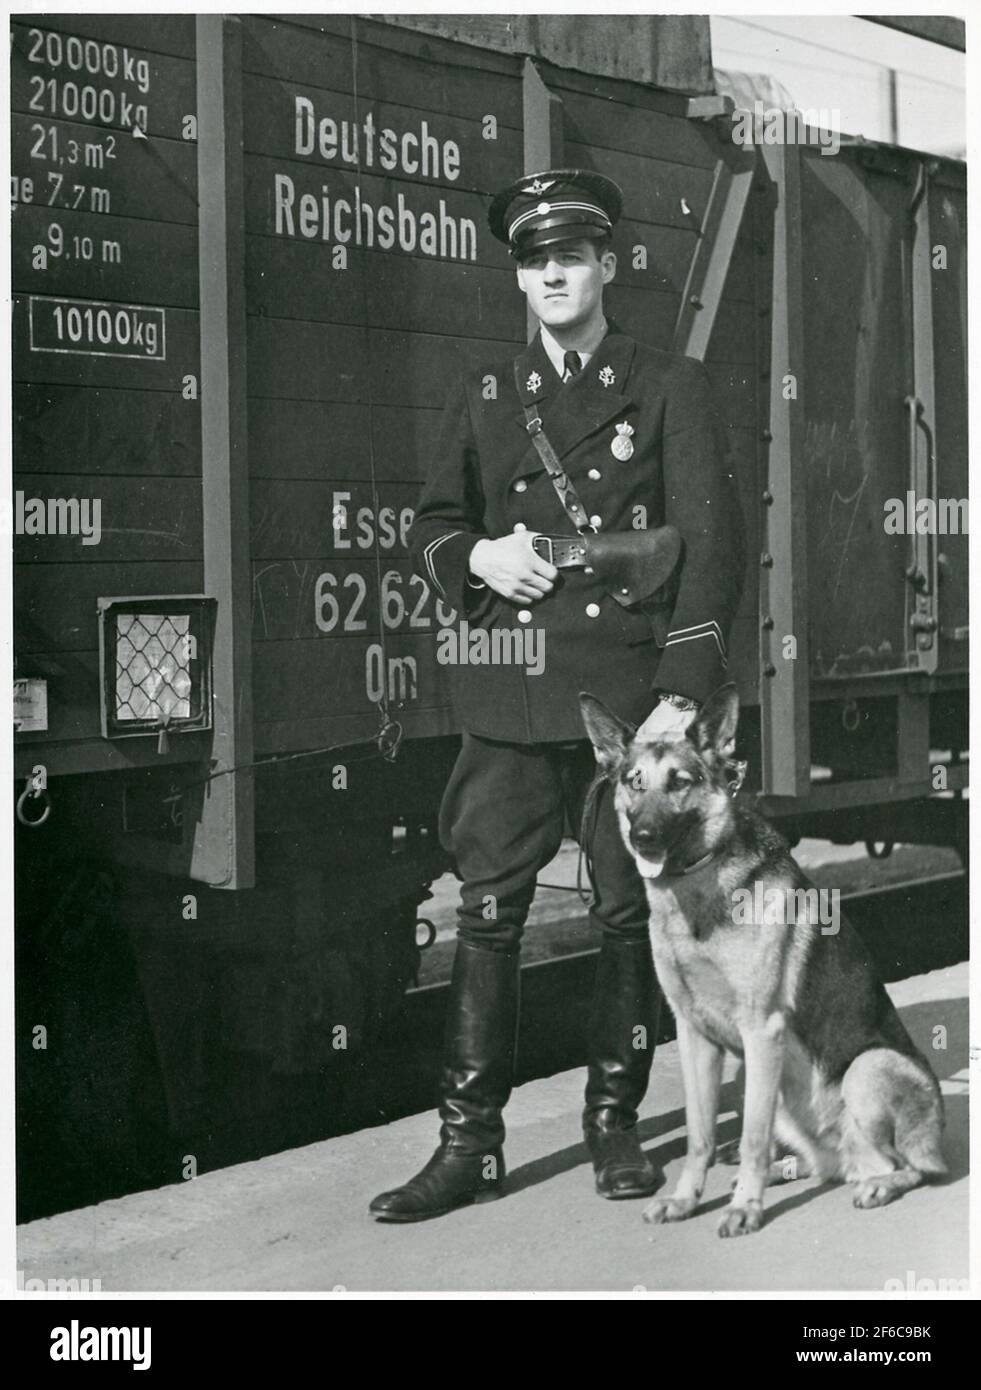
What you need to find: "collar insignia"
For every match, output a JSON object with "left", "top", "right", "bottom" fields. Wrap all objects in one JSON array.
[
  {"left": 598, "top": 365, "right": 616, "bottom": 387},
  {"left": 526, "top": 371, "right": 543, "bottom": 393}
]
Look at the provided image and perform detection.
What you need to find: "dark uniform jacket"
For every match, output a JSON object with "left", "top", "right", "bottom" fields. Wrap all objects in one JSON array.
[{"left": 409, "top": 324, "right": 745, "bottom": 743}]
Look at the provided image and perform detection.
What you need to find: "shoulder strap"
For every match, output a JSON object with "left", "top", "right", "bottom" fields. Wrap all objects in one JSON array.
[{"left": 514, "top": 363, "right": 594, "bottom": 533}]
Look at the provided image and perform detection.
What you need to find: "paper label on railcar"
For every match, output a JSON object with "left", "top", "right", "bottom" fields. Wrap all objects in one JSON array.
[{"left": 14, "top": 679, "right": 48, "bottom": 733}]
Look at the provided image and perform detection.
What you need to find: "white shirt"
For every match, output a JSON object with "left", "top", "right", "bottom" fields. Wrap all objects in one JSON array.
[{"left": 540, "top": 321, "right": 609, "bottom": 380}]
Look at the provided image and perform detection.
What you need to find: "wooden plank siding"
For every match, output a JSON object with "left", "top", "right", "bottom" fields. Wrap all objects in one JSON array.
[
  {"left": 240, "top": 16, "right": 762, "bottom": 753},
  {"left": 240, "top": 16, "right": 524, "bottom": 749},
  {"left": 14, "top": 12, "right": 763, "bottom": 774},
  {"left": 12, "top": 13, "right": 202, "bottom": 770}
]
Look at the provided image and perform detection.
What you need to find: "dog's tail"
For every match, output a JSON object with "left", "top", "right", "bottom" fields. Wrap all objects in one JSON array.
[
  {"left": 896, "top": 1065, "right": 948, "bottom": 1180},
  {"left": 844, "top": 1048, "right": 948, "bottom": 1180},
  {"left": 897, "top": 1121, "right": 948, "bottom": 1180}
]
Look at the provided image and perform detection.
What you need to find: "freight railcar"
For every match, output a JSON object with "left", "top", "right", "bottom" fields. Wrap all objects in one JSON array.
[{"left": 11, "top": 13, "right": 967, "bottom": 1215}]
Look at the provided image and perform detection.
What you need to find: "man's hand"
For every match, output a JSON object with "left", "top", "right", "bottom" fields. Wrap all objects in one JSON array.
[
  {"left": 468, "top": 534, "right": 557, "bottom": 603},
  {"left": 637, "top": 695, "right": 698, "bottom": 741}
]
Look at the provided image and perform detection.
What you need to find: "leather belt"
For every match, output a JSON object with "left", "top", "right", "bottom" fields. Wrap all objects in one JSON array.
[
  {"left": 534, "top": 526, "right": 683, "bottom": 614},
  {"left": 532, "top": 534, "right": 589, "bottom": 568}
]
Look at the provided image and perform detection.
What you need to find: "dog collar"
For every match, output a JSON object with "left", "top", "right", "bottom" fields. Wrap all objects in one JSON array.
[{"left": 666, "top": 849, "right": 717, "bottom": 879}]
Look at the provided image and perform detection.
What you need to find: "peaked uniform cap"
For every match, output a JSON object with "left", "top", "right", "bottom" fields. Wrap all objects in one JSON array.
[{"left": 488, "top": 168, "right": 623, "bottom": 258}]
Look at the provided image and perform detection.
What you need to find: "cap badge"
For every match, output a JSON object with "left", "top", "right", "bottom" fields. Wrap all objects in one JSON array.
[
  {"left": 536, "top": 202, "right": 551, "bottom": 215},
  {"left": 598, "top": 365, "right": 616, "bottom": 388},
  {"left": 526, "top": 178, "right": 554, "bottom": 195},
  {"left": 611, "top": 421, "right": 635, "bottom": 461},
  {"left": 526, "top": 371, "right": 543, "bottom": 393}
]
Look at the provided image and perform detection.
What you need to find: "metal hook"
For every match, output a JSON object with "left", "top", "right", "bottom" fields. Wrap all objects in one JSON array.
[
  {"left": 373, "top": 701, "right": 403, "bottom": 762},
  {"left": 16, "top": 775, "right": 52, "bottom": 828}
]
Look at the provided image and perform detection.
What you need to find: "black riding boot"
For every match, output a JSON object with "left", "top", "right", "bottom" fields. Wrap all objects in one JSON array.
[
  {"left": 369, "top": 941, "right": 519, "bottom": 1221},
  {"left": 582, "top": 935, "right": 665, "bottom": 1198}
]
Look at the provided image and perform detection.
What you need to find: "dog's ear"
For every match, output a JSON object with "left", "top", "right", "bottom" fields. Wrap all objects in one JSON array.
[
  {"left": 579, "top": 693, "right": 634, "bottom": 775},
  {"left": 686, "top": 683, "right": 739, "bottom": 758}
]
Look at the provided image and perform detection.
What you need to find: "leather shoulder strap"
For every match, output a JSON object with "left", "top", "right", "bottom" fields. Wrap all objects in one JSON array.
[{"left": 514, "top": 363, "right": 593, "bottom": 533}]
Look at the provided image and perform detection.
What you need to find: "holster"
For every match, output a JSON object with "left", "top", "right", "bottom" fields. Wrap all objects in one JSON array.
[
  {"left": 582, "top": 525, "right": 682, "bottom": 611},
  {"left": 532, "top": 525, "right": 682, "bottom": 645},
  {"left": 587, "top": 526, "right": 681, "bottom": 647}
]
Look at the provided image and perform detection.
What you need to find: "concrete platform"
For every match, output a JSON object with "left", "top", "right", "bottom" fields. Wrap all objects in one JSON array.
[{"left": 17, "top": 964, "right": 969, "bottom": 1293}]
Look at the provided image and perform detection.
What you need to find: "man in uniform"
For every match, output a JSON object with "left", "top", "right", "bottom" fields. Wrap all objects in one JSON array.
[{"left": 370, "top": 169, "right": 744, "bottom": 1221}]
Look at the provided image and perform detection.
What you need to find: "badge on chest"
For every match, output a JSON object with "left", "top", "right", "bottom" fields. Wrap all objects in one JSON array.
[{"left": 611, "top": 421, "right": 635, "bottom": 461}]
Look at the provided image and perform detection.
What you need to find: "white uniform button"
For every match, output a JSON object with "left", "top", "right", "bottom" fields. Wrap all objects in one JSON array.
[
  {"left": 513, "top": 522, "right": 527, "bottom": 532},
  {"left": 588, "top": 468, "right": 602, "bottom": 481},
  {"left": 586, "top": 602, "right": 601, "bottom": 618},
  {"left": 590, "top": 514, "right": 602, "bottom": 528},
  {"left": 517, "top": 608, "right": 532, "bottom": 624},
  {"left": 514, "top": 479, "right": 528, "bottom": 493},
  {"left": 583, "top": 566, "right": 594, "bottom": 575}
]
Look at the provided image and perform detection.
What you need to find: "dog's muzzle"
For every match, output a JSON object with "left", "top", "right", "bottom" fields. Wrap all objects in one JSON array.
[{"left": 630, "top": 830, "right": 668, "bottom": 879}]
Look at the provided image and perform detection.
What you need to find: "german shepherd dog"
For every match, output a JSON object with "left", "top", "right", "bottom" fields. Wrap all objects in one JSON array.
[{"left": 580, "top": 685, "right": 946, "bottom": 1237}]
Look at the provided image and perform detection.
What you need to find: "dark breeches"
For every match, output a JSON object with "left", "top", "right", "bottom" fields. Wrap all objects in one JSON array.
[{"left": 438, "top": 732, "right": 650, "bottom": 951}]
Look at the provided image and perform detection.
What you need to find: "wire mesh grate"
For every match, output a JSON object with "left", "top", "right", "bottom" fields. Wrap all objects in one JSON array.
[{"left": 115, "top": 613, "right": 193, "bottom": 722}]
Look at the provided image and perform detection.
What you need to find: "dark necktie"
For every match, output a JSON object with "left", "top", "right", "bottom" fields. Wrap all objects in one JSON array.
[{"left": 563, "top": 350, "right": 582, "bottom": 380}]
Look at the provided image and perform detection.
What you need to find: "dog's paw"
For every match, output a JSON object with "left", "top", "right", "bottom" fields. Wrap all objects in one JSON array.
[
  {"left": 717, "top": 1201, "right": 764, "bottom": 1238},
  {"left": 852, "top": 1177, "right": 904, "bottom": 1209},
  {"left": 643, "top": 1195, "right": 696, "bottom": 1225}
]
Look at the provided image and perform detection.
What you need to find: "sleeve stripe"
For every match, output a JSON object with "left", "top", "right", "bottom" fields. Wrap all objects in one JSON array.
[
  {"left": 422, "top": 531, "right": 463, "bottom": 597},
  {"left": 666, "top": 619, "right": 727, "bottom": 658},
  {"left": 668, "top": 619, "right": 725, "bottom": 642},
  {"left": 663, "top": 628, "right": 727, "bottom": 665}
]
